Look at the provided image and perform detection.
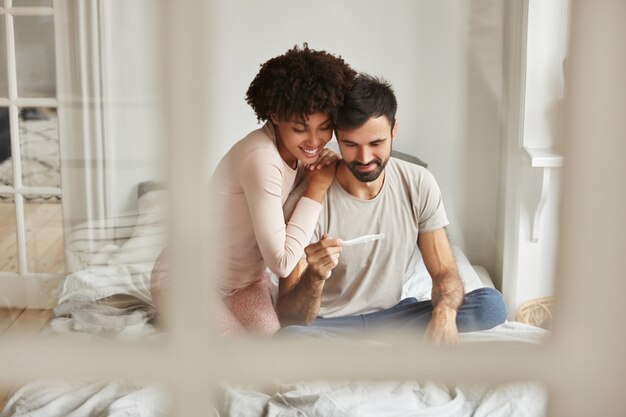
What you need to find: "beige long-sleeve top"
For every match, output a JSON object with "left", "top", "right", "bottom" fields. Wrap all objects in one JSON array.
[{"left": 209, "top": 123, "right": 322, "bottom": 293}]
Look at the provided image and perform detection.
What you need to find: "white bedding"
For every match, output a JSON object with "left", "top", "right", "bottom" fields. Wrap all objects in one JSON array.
[
  {"left": 219, "top": 376, "right": 547, "bottom": 417},
  {"left": 217, "top": 321, "right": 547, "bottom": 417},
  {"left": 3, "top": 275, "right": 547, "bottom": 417},
  {"left": 401, "top": 245, "right": 490, "bottom": 301},
  {"left": 1, "top": 379, "right": 169, "bottom": 417},
  {"left": 1, "top": 188, "right": 549, "bottom": 417},
  {"left": 2, "top": 302, "right": 548, "bottom": 417},
  {"left": 2, "top": 260, "right": 546, "bottom": 417}
]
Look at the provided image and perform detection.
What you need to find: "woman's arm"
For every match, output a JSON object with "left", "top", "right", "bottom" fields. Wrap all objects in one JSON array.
[{"left": 240, "top": 152, "right": 335, "bottom": 277}]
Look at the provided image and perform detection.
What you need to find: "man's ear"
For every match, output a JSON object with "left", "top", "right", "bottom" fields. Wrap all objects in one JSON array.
[
  {"left": 391, "top": 119, "right": 399, "bottom": 140},
  {"left": 270, "top": 114, "right": 279, "bottom": 125}
]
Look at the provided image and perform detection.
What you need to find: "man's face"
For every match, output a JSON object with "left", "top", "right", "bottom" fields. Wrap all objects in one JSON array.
[{"left": 336, "top": 116, "right": 397, "bottom": 183}]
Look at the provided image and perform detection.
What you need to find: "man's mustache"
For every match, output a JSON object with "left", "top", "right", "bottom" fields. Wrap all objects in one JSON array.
[{"left": 350, "top": 159, "right": 382, "bottom": 168}]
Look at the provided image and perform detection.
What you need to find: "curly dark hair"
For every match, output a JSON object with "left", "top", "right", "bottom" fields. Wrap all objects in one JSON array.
[{"left": 246, "top": 43, "right": 356, "bottom": 122}]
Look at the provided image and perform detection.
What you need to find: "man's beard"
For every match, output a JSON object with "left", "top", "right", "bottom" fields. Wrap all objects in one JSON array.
[{"left": 347, "top": 156, "right": 389, "bottom": 183}]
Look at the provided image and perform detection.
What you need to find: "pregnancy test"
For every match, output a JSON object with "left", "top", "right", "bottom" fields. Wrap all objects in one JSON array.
[{"left": 340, "top": 234, "right": 385, "bottom": 246}]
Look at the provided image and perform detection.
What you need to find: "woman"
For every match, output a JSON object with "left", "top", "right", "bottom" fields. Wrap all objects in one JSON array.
[{"left": 152, "top": 44, "right": 355, "bottom": 335}]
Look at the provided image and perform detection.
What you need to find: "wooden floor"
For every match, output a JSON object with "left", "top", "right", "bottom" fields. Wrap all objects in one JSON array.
[
  {"left": 0, "top": 201, "right": 65, "bottom": 274},
  {"left": 0, "top": 200, "right": 65, "bottom": 410},
  {"left": 0, "top": 308, "right": 54, "bottom": 410}
]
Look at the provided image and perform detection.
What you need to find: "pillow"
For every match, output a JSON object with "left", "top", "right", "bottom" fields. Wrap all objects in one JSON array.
[
  {"left": 391, "top": 149, "right": 428, "bottom": 168},
  {"left": 137, "top": 180, "right": 165, "bottom": 199},
  {"left": 401, "top": 246, "right": 487, "bottom": 301},
  {"left": 107, "top": 188, "right": 167, "bottom": 268},
  {"left": 59, "top": 187, "right": 167, "bottom": 308}
]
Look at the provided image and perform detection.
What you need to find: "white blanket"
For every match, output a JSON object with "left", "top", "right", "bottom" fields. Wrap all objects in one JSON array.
[
  {"left": 1, "top": 380, "right": 168, "bottom": 417},
  {"left": 218, "top": 321, "right": 548, "bottom": 417},
  {"left": 1, "top": 263, "right": 548, "bottom": 417},
  {"left": 220, "top": 378, "right": 547, "bottom": 417}
]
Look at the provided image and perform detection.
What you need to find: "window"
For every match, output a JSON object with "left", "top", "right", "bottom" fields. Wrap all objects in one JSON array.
[{"left": 0, "top": 0, "right": 64, "bottom": 309}]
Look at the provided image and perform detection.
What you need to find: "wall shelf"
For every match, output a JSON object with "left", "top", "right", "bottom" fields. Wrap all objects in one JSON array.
[
  {"left": 523, "top": 147, "right": 563, "bottom": 242},
  {"left": 523, "top": 147, "right": 564, "bottom": 168}
]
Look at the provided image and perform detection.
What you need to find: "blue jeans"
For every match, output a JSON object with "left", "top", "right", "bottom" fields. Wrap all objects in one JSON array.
[{"left": 278, "top": 287, "right": 508, "bottom": 338}]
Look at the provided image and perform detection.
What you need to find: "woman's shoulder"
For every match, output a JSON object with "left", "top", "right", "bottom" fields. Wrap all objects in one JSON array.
[
  {"left": 231, "top": 124, "right": 279, "bottom": 159},
  {"left": 231, "top": 126, "right": 278, "bottom": 153},
  {"left": 212, "top": 124, "right": 280, "bottom": 180}
]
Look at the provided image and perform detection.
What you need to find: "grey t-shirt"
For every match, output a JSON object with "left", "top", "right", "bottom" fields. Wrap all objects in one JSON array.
[{"left": 284, "top": 158, "right": 449, "bottom": 318}]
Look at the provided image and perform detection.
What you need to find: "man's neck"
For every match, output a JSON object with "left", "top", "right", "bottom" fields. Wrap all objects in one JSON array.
[{"left": 335, "top": 162, "right": 386, "bottom": 200}]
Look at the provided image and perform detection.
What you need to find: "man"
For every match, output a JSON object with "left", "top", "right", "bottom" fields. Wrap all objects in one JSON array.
[{"left": 277, "top": 74, "right": 507, "bottom": 344}]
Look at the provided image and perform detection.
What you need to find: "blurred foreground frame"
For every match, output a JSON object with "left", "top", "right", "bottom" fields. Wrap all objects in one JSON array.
[{"left": 0, "top": 0, "right": 625, "bottom": 416}]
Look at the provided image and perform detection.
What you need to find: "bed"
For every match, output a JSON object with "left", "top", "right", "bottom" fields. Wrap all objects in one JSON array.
[{"left": 1, "top": 172, "right": 549, "bottom": 417}]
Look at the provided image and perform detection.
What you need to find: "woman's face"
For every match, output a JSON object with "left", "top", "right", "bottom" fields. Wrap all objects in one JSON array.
[{"left": 272, "top": 112, "right": 333, "bottom": 168}]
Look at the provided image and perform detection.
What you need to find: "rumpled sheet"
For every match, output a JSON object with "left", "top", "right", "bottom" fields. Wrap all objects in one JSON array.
[
  {"left": 47, "top": 293, "right": 159, "bottom": 341},
  {"left": 1, "top": 380, "right": 168, "bottom": 417},
  {"left": 217, "top": 321, "right": 548, "bottom": 417},
  {"left": 219, "top": 379, "right": 547, "bottom": 417},
  {"left": 1, "top": 282, "right": 548, "bottom": 417}
]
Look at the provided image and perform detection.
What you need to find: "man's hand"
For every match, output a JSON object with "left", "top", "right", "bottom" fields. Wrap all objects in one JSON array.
[
  {"left": 304, "top": 234, "right": 342, "bottom": 280},
  {"left": 418, "top": 229, "right": 464, "bottom": 346},
  {"left": 425, "top": 306, "right": 459, "bottom": 345},
  {"left": 276, "top": 235, "right": 342, "bottom": 326}
]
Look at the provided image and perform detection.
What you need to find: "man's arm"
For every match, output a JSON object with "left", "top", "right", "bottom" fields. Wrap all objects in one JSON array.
[
  {"left": 276, "top": 236, "right": 342, "bottom": 326},
  {"left": 418, "top": 228, "right": 464, "bottom": 345}
]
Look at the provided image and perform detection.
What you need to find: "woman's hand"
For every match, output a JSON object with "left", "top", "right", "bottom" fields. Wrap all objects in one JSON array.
[
  {"left": 306, "top": 148, "right": 340, "bottom": 170},
  {"left": 304, "top": 160, "right": 338, "bottom": 202}
]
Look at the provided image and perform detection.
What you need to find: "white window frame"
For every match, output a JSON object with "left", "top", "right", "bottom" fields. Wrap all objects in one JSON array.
[
  {"left": 1, "top": 1, "right": 625, "bottom": 416},
  {"left": 0, "top": 0, "right": 64, "bottom": 308}
]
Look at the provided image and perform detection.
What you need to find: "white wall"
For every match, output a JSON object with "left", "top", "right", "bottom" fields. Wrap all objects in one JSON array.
[
  {"left": 499, "top": 0, "right": 569, "bottom": 316},
  {"left": 205, "top": 0, "right": 505, "bottom": 277},
  {"left": 56, "top": 0, "right": 165, "bottom": 270},
  {"left": 83, "top": 0, "right": 506, "bottom": 280},
  {"left": 102, "top": 1, "right": 165, "bottom": 216},
  {"left": 523, "top": 0, "right": 568, "bottom": 152},
  {"left": 515, "top": 0, "right": 568, "bottom": 307},
  {"left": 69, "top": 0, "right": 567, "bottom": 313}
]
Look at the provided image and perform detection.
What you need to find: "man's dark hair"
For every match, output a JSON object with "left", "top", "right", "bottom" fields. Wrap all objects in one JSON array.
[
  {"left": 246, "top": 43, "right": 356, "bottom": 123},
  {"left": 335, "top": 74, "right": 397, "bottom": 133}
]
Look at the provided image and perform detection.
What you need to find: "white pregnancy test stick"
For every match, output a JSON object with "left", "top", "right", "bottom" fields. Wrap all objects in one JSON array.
[{"left": 340, "top": 234, "right": 385, "bottom": 246}]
